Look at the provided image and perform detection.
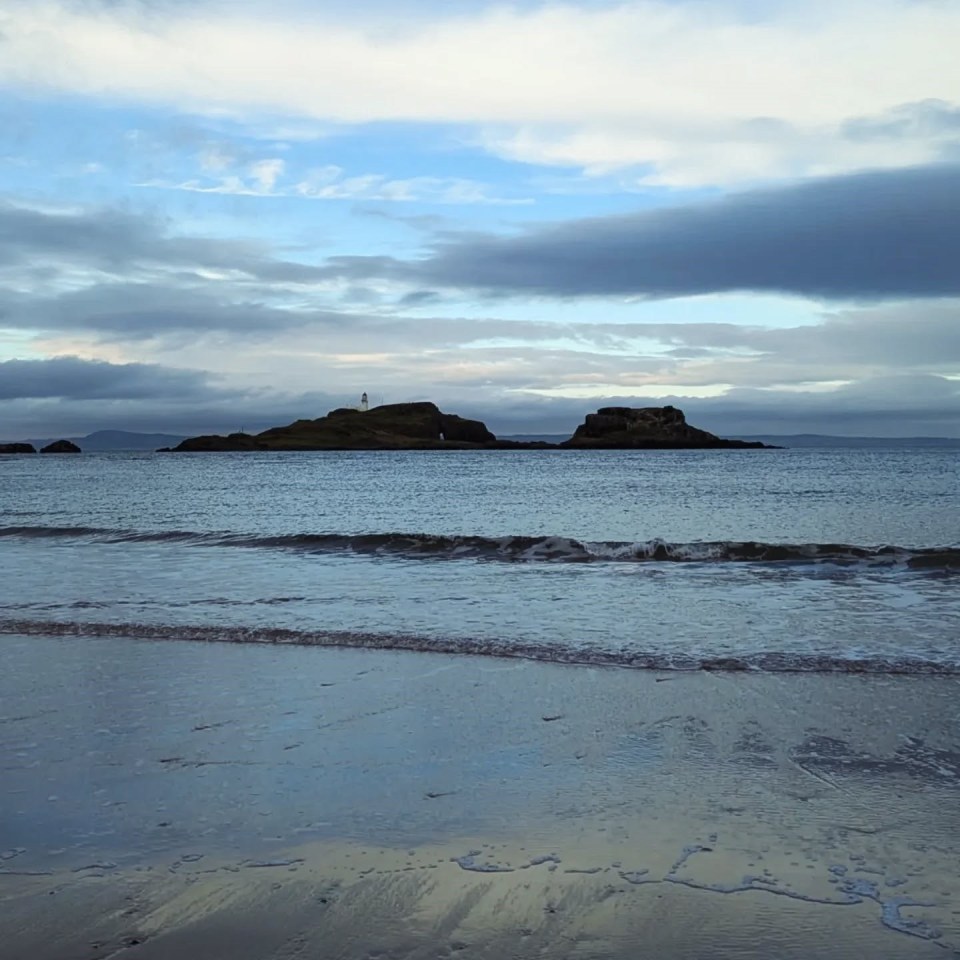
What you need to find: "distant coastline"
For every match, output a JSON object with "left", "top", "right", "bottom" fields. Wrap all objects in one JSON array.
[
  {"left": 505, "top": 433, "right": 960, "bottom": 447},
  {"left": 5, "top": 426, "right": 960, "bottom": 453},
  {"left": 731, "top": 434, "right": 960, "bottom": 448}
]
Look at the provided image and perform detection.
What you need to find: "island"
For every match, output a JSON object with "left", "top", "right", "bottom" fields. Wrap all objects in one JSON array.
[
  {"left": 560, "top": 406, "right": 769, "bottom": 449},
  {"left": 0, "top": 442, "right": 37, "bottom": 454},
  {"left": 161, "top": 402, "right": 772, "bottom": 451},
  {"left": 40, "top": 439, "right": 82, "bottom": 454}
]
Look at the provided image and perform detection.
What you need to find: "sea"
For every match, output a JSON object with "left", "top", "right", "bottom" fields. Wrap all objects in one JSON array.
[{"left": 2, "top": 442, "right": 958, "bottom": 675}]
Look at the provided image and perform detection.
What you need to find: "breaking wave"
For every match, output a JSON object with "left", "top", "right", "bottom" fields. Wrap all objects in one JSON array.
[
  {"left": 1, "top": 524, "right": 958, "bottom": 569},
  {"left": 1, "top": 618, "right": 957, "bottom": 676}
]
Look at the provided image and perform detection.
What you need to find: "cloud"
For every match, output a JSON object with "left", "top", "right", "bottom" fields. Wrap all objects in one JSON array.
[
  {"left": 4, "top": 282, "right": 328, "bottom": 339},
  {"left": 0, "top": 354, "right": 346, "bottom": 438},
  {"left": 4, "top": 357, "right": 958, "bottom": 441},
  {"left": 841, "top": 99, "right": 960, "bottom": 144},
  {"left": 0, "top": 202, "right": 347, "bottom": 343},
  {"left": 3, "top": 353, "right": 960, "bottom": 440},
  {"left": 565, "top": 299, "right": 960, "bottom": 386},
  {"left": 249, "top": 157, "right": 285, "bottom": 191},
  {"left": 319, "top": 164, "right": 960, "bottom": 301},
  {"left": 0, "top": 355, "right": 371, "bottom": 440},
  {"left": 1, "top": 0, "right": 958, "bottom": 184},
  {"left": 690, "top": 374, "right": 960, "bottom": 436},
  {"left": 736, "top": 300, "right": 960, "bottom": 369},
  {"left": 459, "top": 374, "right": 960, "bottom": 438},
  {"left": 0, "top": 199, "right": 570, "bottom": 343},
  {"left": 0, "top": 198, "right": 330, "bottom": 285},
  {"left": 140, "top": 163, "right": 527, "bottom": 204},
  {"left": 3, "top": 193, "right": 960, "bottom": 438},
  {"left": 0, "top": 355, "right": 224, "bottom": 400},
  {"left": 293, "top": 170, "right": 528, "bottom": 205},
  {"left": 3, "top": 194, "right": 959, "bottom": 394}
]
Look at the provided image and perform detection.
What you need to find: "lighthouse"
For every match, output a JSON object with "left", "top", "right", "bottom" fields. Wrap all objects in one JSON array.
[{"left": 360, "top": 392, "right": 369, "bottom": 412}]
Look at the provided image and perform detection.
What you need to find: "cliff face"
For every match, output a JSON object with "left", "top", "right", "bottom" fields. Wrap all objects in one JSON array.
[
  {"left": 562, "top": 406, "right": 769, "bottom": 449},
  {"left": 168, "top": 402, "right": 497, "bottom": 451}
]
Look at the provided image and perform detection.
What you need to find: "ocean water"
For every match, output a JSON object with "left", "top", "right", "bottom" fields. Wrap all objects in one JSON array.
[{"left": 1, "top": 445, "right": 958, "bottom": 673}]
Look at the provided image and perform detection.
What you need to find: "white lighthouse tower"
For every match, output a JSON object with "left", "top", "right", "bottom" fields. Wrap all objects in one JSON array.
[{"left": 360, "top": 392, "right": 369, "bottom": 412}]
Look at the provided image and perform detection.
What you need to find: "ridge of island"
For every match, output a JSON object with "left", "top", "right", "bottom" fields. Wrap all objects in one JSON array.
[{"left": 161, "top": 402, "right": 773, "bottom": 451}]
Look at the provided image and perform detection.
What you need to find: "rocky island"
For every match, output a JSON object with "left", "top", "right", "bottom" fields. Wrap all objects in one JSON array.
[
  {"left": 40, "top": 439, "right": 82, "bottom": 454},
  {"left": 560, "top": 406, "right": 768, "bottom": 448},
  {"left": 0, "top": 439, "right": 83, "bottom": 454},
  {"left": 163, "top": 402, "right": 771, "bottom": 451},
  {"left": 164, "top": 403, "right": 500, "bottom": 451}
]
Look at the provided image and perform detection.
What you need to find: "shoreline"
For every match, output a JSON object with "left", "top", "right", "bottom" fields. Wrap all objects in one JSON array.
[
  {"left": 3, "top": 618, "right": 959, "bottom": 676},
  {"left": 2, "top": 634, "right": 958, "bottom": 958}
]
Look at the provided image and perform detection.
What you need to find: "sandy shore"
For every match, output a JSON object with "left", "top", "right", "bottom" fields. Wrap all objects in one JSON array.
[{"left": 2, "top": 634, "right": 959, "bottom": 959}]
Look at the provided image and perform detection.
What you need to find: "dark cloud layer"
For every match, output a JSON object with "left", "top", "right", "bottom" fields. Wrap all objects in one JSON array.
[
  {"left": 0, "top": 356, "right": 225, "bottom": 400},
  {"left": 323, "top": 164, "right": 960, "bottom": 300},
  {"left": 0, "top": 200, "right": 349, "bottom": 340},
  {"left": 0, "top": 200, "right": 326, "bottom": 285},
  {"left": 5, "top": 284, "right": 322, "bottom": 339},
  {"left": 0, "top": 356, "right": 343, "bottom": 438}
]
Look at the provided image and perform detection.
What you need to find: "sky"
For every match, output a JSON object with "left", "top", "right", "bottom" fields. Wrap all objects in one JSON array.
[{"left": 1, "top": 0, "right": 959, "bottom": 438}]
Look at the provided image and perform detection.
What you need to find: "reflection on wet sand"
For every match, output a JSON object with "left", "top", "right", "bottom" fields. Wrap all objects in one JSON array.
[
  {"left": 4, "top": 827, "right": 955, "bottom": 960},
  {"left": 1, "top": 635, "right": 958, "bottom": 958}
]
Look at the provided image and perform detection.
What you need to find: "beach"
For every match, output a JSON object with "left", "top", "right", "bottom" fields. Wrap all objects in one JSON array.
[{"left": 3, "top": 633, "right": 958, "bottom": 959}]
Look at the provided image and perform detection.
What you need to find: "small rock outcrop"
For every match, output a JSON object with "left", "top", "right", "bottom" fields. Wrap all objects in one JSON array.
[
  {"left": 562, "top": 406, "right": 769, "bottom": 449},
  {"left": 40, "top": 439, "right": 82, "bottom": 454},
  {"left": 0, "top": 442, "right": 36, "bottom": 454}
]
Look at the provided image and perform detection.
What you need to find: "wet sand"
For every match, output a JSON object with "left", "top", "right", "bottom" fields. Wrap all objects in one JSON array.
[{"left": 2, "top": 633, "right": 959, "bottom": 959}]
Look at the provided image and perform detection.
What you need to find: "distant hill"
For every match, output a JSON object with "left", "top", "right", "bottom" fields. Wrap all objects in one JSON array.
[{"left": 24, "top": 430, "right": 187, "bottom": 451}]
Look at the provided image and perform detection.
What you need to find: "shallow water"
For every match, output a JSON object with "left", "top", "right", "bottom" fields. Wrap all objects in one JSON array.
[
  {"left": 3, "top": 446, "right": 959, "bottom": 957},
  {"left": 1, "top": 446, "right": 958, "bottom": 672}
]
